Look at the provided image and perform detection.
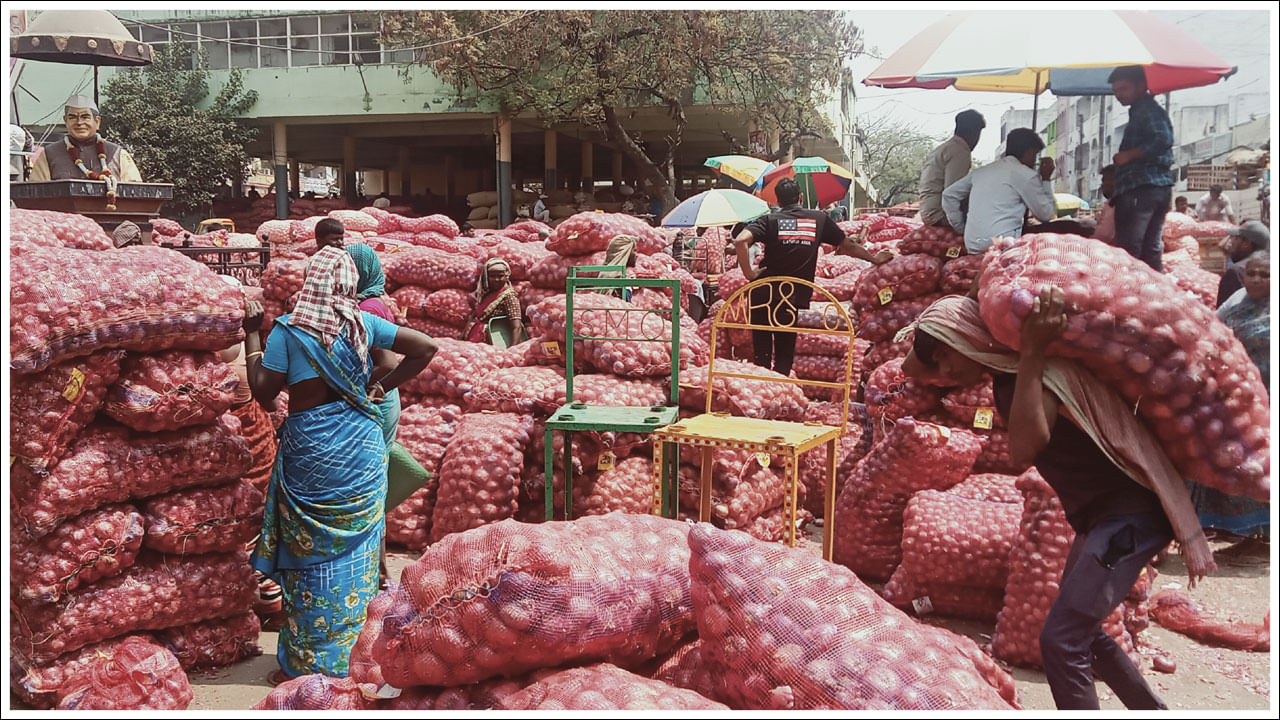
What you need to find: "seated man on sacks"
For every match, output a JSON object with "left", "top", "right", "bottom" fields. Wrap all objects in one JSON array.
[
  {"left": 942, "top": 128, "right": 1056, "bottom": 254},
  {"left": 29, "top": 94, "right": 143, "bottom": 184}
]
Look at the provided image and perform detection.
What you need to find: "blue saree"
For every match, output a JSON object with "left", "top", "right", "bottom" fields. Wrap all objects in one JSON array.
[{"left": 253, "top": 320, "right": 387, "bottom": 678}]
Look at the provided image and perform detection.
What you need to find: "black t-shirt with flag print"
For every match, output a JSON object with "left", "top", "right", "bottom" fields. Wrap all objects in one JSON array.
[{"left": 744, "top": 204, "right": 846, "bottom": 305}]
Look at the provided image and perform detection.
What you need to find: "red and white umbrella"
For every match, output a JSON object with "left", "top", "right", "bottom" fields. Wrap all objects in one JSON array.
[{"left": 865, "top": 10, "right": 1235, "bottom": 98}]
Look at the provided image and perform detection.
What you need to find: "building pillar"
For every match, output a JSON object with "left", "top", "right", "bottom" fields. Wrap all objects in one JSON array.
[
  {"left": 399, "top": 146, "right": 411, "bottom": 198},
  {"left": 496, "top": 113, "right": 513, "bottom": 228},
  {"left": 580, "top": 139, "right": 594, "bottom": 193},
  {"left": 445, "top": 153, "right": 457, "bottom": 206},
  {"left": 612, "top": 149, "right": 624, "bottom": 190},
  {"left": 343, "top": 135, "right": 357, "bottom": 205},
  {"left": 544, "top": 129, "right": 558, "bottom": 191},
  {"left": 272, "top": 122, "right": 288, "bottom": 219}
]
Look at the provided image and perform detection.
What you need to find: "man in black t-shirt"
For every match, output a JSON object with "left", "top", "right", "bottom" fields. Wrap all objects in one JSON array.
[{"left": 733, "top": 178, "right": 891, "bottom": 375}]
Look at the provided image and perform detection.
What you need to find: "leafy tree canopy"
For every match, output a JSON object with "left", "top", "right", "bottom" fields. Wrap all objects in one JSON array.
[
  {"left": 103, "top": 41, "right": 258, "bottom": 218},
  {"left": 382, "top": 10, "right": 862, "bottom": 211},
  {"left": 858, "top": 115, "right": 943, "bottom": 208}
]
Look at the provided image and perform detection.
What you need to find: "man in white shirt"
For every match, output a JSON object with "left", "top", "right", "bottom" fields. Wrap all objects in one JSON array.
[
  {"left": 1195, "top": 185, "right": 1236, "bottom": 223},
  {"left": 942, "top": 128, "right": 1057, "bottom": 254},
  {"left": 918, "top": 110, "right": 985, "bottom": 226}
]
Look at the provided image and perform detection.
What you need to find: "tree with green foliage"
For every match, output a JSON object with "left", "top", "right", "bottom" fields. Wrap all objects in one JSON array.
[
  {"left": 103, "top": 42, "right": 258, "bottom": 218},
  {"left": 381, "top": 10, "right": 862, "bottom": 213},
  {"left": 858, "top": 115, "right": 942, "bottom": 208}
]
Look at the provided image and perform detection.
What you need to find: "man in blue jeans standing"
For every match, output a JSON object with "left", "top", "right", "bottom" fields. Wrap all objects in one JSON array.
[{"left": 1109, "top": 65, "right": 1175, "bottom": 271}]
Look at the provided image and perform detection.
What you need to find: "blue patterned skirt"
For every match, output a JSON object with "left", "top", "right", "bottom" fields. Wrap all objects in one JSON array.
[{"left": 253, "top": 400, "right": 387, "bottom": 678}]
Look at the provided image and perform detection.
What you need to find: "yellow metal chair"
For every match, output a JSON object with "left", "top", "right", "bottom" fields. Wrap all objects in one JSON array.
[{"left": 650, "top": 276, "right": 857, "bottom": 561}]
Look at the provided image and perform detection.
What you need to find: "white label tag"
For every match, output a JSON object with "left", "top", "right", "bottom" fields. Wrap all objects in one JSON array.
[
  {"left": 756, "top": 453, "right": 771, "bottom": 468},
  {"left": 945, "top": 246, "right": 961, "bottom": 259},
  {"left": 877, "top": 287, "right": 894, "bottom": 305},
  {"left": 912, "top": 596, "right": 935, "bottom": 616}
]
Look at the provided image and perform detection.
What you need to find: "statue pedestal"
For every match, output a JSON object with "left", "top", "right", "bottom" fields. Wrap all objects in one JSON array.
[{"left": 10, "top": 179, "right": 174, "bottom": 229}]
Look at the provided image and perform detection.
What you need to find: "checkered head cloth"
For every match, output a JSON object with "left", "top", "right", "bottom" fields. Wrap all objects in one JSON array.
[{"left": 291, "top": 245, "right": 369, "bottom": 366}]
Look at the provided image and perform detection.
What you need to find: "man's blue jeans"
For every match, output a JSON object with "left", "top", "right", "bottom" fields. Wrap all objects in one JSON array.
[{"left": 1113, "top": 184, "right": 1172, "bottom": 271}]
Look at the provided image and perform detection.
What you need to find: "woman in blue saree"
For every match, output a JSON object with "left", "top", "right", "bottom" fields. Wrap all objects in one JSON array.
[{"left": 241, "top": 218, "right": 437, "bottom": 683}]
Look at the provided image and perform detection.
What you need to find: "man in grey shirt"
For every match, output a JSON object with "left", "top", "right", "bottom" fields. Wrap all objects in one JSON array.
[{"left": 918, "top": 110, "right": 985, "bottom": 226}]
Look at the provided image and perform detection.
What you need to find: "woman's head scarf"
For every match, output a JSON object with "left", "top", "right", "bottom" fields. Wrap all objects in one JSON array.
[
  {"left": 598, "top": 234, "right": 639, "bottom": 280},
  {"left": 292, "top": 245, "right": 370, "bottom": 368},
  {"left": 476, "top": 257, "right": 513, "bottom": 301},
  {"left": 345, "top": 243, "right": 386, "bottom": 300},
  {"left": 112, "top": 220, "right": 142, "bottom": 248},
  {"left": 913, "top": 295, "right": 1201, "bottom": 543}
]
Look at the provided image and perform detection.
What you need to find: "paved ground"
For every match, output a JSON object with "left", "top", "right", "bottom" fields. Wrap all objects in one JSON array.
[{"left": 178, "top": 532, "right": 1271, "bottom": 711}]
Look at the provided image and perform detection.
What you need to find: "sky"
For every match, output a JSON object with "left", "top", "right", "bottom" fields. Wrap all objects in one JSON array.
[{"left": 845, "top": 3, "right": 1276, "bottom": 164}]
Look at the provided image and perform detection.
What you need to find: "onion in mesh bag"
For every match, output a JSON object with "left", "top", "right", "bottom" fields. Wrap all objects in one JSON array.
[
  {"left": 399, "top": 338, "right": 513, "bottom": 400},
  {"left": 853, "top": 253, "right": 944, "bottom": 312},
  {"left": 8, "top": 208, "right": 114, "bottom": 250},
  {"left": 385, "top": 403, "right": 462, "bottom": 550},
  {"left": 384, "top": 246, "right": 481, "bottom": 290},
  {"left": 253, "top": 675, "right": 379, "bottom": 710},
  {"left": 547, "top": 212, "right": 666, "bottom": 256},
  {"left": 155, "top": 612, "right": 263, "bottom": 670},
  {"left": 9, "top": 349, "right": 123, "bottom": 474},
  {"left": 141, "top": 480, "right": 265, "bottom": 555},
  {"left": 10, "top": 503, "right": 145, "bottom": 604},
  {"left": 10, "top": 244, "right": 246, "bottom": 373},
  {"left": 679, "top": 359, "right": 808, "bottom": 420},
  {"left": 497, "top": 663, "right": 728, "bottom": 710},
  {"left": 899, "top": 224, "right": 967, "bottom": 258},
  {"left": 11, "top": 415, "right": 253, "bottom": 538},
  {"left": 428, "top": 412, "right": 535, "bottom": 542},
  {"left": 526, "top": 292, "right": 694, "bottom": 377},
  {"left": 11, "top": 550, "right": 257, "bottom": 664},
  {"left": 105, "top": 350, "right": 239, "bottom": 432},
  {"left": 978, "top": 233, "right": 1268, "bottom": 500},
  {"left": 49, "top": 636, "right": 193, "bottom": 710},
  {"left": 353, "top": 514, "right": 694, "bottom": 689},
  {"left": 688, "top": 523, "right": 1019, "bottom": 710},
  {"left": 464, "top": 366, "right": 566, "bottom": 413}
]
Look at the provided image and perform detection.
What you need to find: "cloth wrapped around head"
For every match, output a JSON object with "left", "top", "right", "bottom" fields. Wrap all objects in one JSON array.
[
  {"left": 911, "top": 295, "right": 1200, "bottom": 542},
  {"left": 345, "top": 243, "right": 386, "bottom": 300},
  {"left": 476, "top": 257, "right": 512, "bottom": 300},
  {"left": 292, "top": 245, "right": 370, "bottom": 368},
  {"left": 111, "top": 220, "right": 141, "bottom": 248},
  {"left": 598, "top": 234, "right": 639, "bottom": 280}
]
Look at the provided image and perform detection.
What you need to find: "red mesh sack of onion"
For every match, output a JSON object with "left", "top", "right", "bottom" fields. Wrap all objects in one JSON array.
[
  {"left": 978, "top": 233, "right": 1269, "bottom": 500},
  {"left": 10, "top": 244, "right": 246, "bottom": 373},
  {"left": 687, "top": 523, "right": 1019, "bottom": 710},
  {"left": 348, "top": 514, "right": 694, "bottom": 689},
  {"left": 141, "top": 480, "right": 265, "bottom": 555},
  {"left": 11, "top": 550, "right": 257, "bottom": 664},
  {"left": 547, "top": 212, "right": 666, "bottom": 256},
  {"left": 11, "top": 415, "right": 253, "bottom": 539},
  {"left": 496, "top": 663, "right": 728, "bottom": 710},
  {"left": 10, "top": 503, "right": 145, "bottom": 604},
  {"left": 9, "top": 349, "right": 123, "bottom": 474},
  {"left": 104, "top": 350, "right": 239, "bottom": 432},
  {"left": 428, "top": 411, "right": 536, "bottom": 542},
  {"left": 155, "top": 611, "right": 263, "bottom": 670},
  {"left": 9, "top": 208, "right": 114, "bottom": 250}
]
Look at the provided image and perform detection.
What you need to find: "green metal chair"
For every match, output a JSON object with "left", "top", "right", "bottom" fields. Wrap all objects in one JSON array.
[{"left": 543, "top": 265, "right": 682, "bottom": 520}]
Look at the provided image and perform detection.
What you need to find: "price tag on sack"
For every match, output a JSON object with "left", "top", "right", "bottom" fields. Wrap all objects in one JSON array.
[
  {"left": 543, "top": 341, "right": 562, "bottom": 357},
  {"left": 912, "top": 596, "right": 935, "bottom": 616},
  {"left": 877, "top": 287, "right": 894, "bottom": 305},
  {"left": 945, "top": 246, "right": 961, "bottom": 259},
  {"left": 756, "top": 453, "right": 771, "bottom": 468},
  {"left": 973, "top": 408, "right": 995, "bottom": 430},
  {"left": 62, "top": 368, "right": 86, "bottom": 402},
  {"left": 597, "top": 451, "right": 616, "bottom": 471}
]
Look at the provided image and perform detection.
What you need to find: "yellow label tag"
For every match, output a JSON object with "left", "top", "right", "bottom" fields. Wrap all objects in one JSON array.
[
  {"left": 945, "top": 246, "right": 961, "bottom": 259},
  {"left": 756, "top": 453, "right": 771, "bottom": 468},
  {"left": 543, "top": 341, "right": 562, "bottom": 357},
  {"left": 877, "top": 287, "right": 894, "bottom": 305},
  {"left": 62, "top": 368, "right": 86, "bottom": 402},
  {"left": 597, "top": 451, "right": 615, "bottom": 471},
  {"left": 973, "top": 408, "right": 995, "bottom": 430}
]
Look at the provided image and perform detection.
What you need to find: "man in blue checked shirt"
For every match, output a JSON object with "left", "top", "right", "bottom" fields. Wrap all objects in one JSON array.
[{"left": 1109, "top": 66, "right": 1175, "bottom": 271}]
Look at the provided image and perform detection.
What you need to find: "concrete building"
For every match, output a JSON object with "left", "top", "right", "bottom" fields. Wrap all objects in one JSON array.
[{"left": 12, "top": 9, "right": 872, "bottom": 222}]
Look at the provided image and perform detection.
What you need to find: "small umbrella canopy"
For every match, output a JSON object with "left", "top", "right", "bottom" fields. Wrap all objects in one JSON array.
[
  {"left": 662, "top": 189, "right": 769, "bottom": 228},
  {"left": 704, "top": 155, "right": 775, "bottom": 190},
  {"left": 864, "top": 11, "right": 1235, "bottom": 96},
  {"left": 757, "top": 157, "right": 854, "bottom": 209},
  {"left": 10, "top": 10, "right": 154, "bottom": 66}
]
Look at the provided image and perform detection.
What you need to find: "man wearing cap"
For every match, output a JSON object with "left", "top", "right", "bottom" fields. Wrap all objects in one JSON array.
[
  {"left": 1216, "top": 220, "right": 1270, "bottom": 308},
  {"left": 29, "top": 94, "right": 142, "bottom": 183},
  {"left": 533, "top": 193, "right": 550, "bottom": 223}
]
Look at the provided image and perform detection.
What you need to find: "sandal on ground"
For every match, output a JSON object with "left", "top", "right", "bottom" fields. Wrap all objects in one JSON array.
[{"left": 267, "top": 669, "right": 291, "bottom": 687}]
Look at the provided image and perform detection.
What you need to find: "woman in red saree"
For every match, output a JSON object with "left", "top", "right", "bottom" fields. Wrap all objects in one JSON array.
[{"left": 466, "top": 258, "right": 524, "bottom": 343}]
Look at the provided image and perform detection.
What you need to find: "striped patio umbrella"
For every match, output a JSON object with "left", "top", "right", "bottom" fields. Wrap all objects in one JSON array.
[
  {"left": 757, "top": 157, "right": 854, "bottom": 209},
  {"left": 863, "top": 11, "right": 1236, "bottom": 126},
  {"left": 661, "top": 189, "right": 770, "bottom": 228},
  {"left": 704, "top": 155, "right": 775, "bottom": 190}
]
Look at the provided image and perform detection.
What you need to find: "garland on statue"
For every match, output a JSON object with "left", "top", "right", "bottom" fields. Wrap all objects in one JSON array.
[{"left": 65, "top": 135, "right": 118, "bottom": 210}]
